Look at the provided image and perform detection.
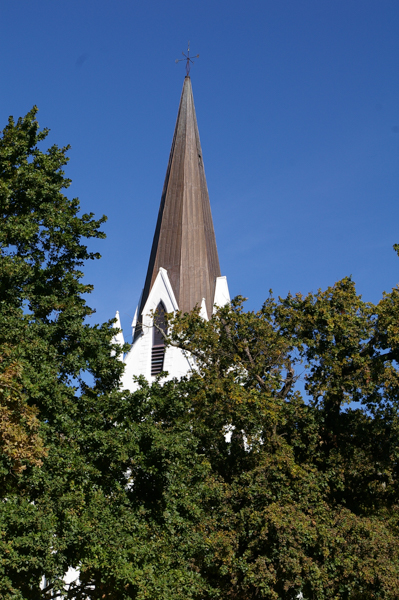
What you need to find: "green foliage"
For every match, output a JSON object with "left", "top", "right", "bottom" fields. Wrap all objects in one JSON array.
[
  {"left": 158, "top": 283, "right": 399, "bottom": 599},
  {"left": 0, "top": 108, "right": 130, "bottom": 598},
  {"left": 0, "top": 346, "right": 47, "bottom": 473}
]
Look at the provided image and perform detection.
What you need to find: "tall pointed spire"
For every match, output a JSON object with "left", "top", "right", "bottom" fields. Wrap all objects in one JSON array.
[
  {"left": 120, "top": 75, "right": 230, "bottom": 386},
  {"left": 137, "top": 76, "right": 221, "bottom": 327}
]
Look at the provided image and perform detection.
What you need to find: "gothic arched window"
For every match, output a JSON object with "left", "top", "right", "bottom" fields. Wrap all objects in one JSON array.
[{"left": 151, "top": 302, "right": 167, "bottom": 376}]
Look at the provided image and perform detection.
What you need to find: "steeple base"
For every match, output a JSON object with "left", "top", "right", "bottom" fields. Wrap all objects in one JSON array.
[{"left": 117, "top": 268, "right": 230, "bottom": 391}]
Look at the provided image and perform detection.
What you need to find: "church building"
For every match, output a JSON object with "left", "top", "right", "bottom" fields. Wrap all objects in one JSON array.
[{"left": 114, "top": 75, "right": 230, "bottom": 390}]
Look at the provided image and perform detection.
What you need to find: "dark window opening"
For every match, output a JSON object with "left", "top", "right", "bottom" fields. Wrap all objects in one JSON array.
[{"left": 151, "top": 302, "right": 167, "bottom": 376}]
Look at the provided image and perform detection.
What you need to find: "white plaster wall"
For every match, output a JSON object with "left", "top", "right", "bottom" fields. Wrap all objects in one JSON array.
[
  {"left": 111, "top": 310, "right": 125, "bottom": 360},
  {"left": 118, "top": 268, "right": 230, "bottom": 392},
  {"left": 121, "top": 268, "right": 192, "bottom": 391},
  {"left": 213, "top": 276, "right": 230, "bottom": 312}
]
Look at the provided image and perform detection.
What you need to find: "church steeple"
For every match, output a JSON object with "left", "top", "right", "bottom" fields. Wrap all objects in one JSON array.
[
  {"left": 137, "top": 76, "right": 221, "bottom": 326},
  {"left": 120, "top": 75, "right": 229, "bottom": 386}
]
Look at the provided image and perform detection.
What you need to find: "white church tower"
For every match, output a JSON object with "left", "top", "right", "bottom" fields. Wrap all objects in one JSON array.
[{"left": 117, "top": 75, "right": 230, "bottom": 390}]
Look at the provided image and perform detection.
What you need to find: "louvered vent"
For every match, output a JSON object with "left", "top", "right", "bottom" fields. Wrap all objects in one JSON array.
[
  {"left": 151, "top": 302, "right": 167, "bottom": 376},
  {"left": 151, "top": 345, "right": 165, "bottom": 375}
]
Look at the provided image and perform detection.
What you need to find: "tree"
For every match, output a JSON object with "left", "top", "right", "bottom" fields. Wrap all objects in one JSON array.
[
  {"left": 0, "top": 105, "right": 109, "bottom": 479},
  {"left": 65, "top": 280, "right": 399, "bottom": 600},
  {"left": 0, "top": 107, "right": 131, "bottom": 599},
  {"left": 156, "top": 281, "right": 399, "bottom": 599}
]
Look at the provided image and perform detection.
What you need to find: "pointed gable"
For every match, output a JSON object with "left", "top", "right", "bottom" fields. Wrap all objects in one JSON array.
[{"left": 136, "top": 76, "right": 221, "bottom": 331}]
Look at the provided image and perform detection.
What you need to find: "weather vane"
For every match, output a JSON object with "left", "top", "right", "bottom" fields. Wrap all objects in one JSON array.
[{"left": 175, "top": 41, "right": 199, "bottom": 76}]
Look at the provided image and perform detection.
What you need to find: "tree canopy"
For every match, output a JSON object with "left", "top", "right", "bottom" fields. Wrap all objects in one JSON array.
[
  {"left": 0, "top": 107, "right": 128, "bottom": 598},
  {"left": 1, "top": 108, "right": 399, "bottom": 599},
  {"left": 160, "top": 283, "right": 399, "bottom": 599}
]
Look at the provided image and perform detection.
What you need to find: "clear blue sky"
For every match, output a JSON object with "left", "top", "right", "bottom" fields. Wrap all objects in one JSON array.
[{"left": 1, "top": 1, "right": 398, "bottom": 341}]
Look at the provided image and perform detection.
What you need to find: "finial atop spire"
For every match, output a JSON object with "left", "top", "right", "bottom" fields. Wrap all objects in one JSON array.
[{"left": 175, "top": 41, "right": 199, "bottom": 76}]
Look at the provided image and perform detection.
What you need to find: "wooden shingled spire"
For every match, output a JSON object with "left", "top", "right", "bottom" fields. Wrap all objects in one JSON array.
[{"left": 136, "top": 76, "right": 221, "bottom": 331}]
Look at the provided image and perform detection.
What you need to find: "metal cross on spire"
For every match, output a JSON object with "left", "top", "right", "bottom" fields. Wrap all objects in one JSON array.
[{"left": 175, "top": 41, "right": 199, "bottom": 76}]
